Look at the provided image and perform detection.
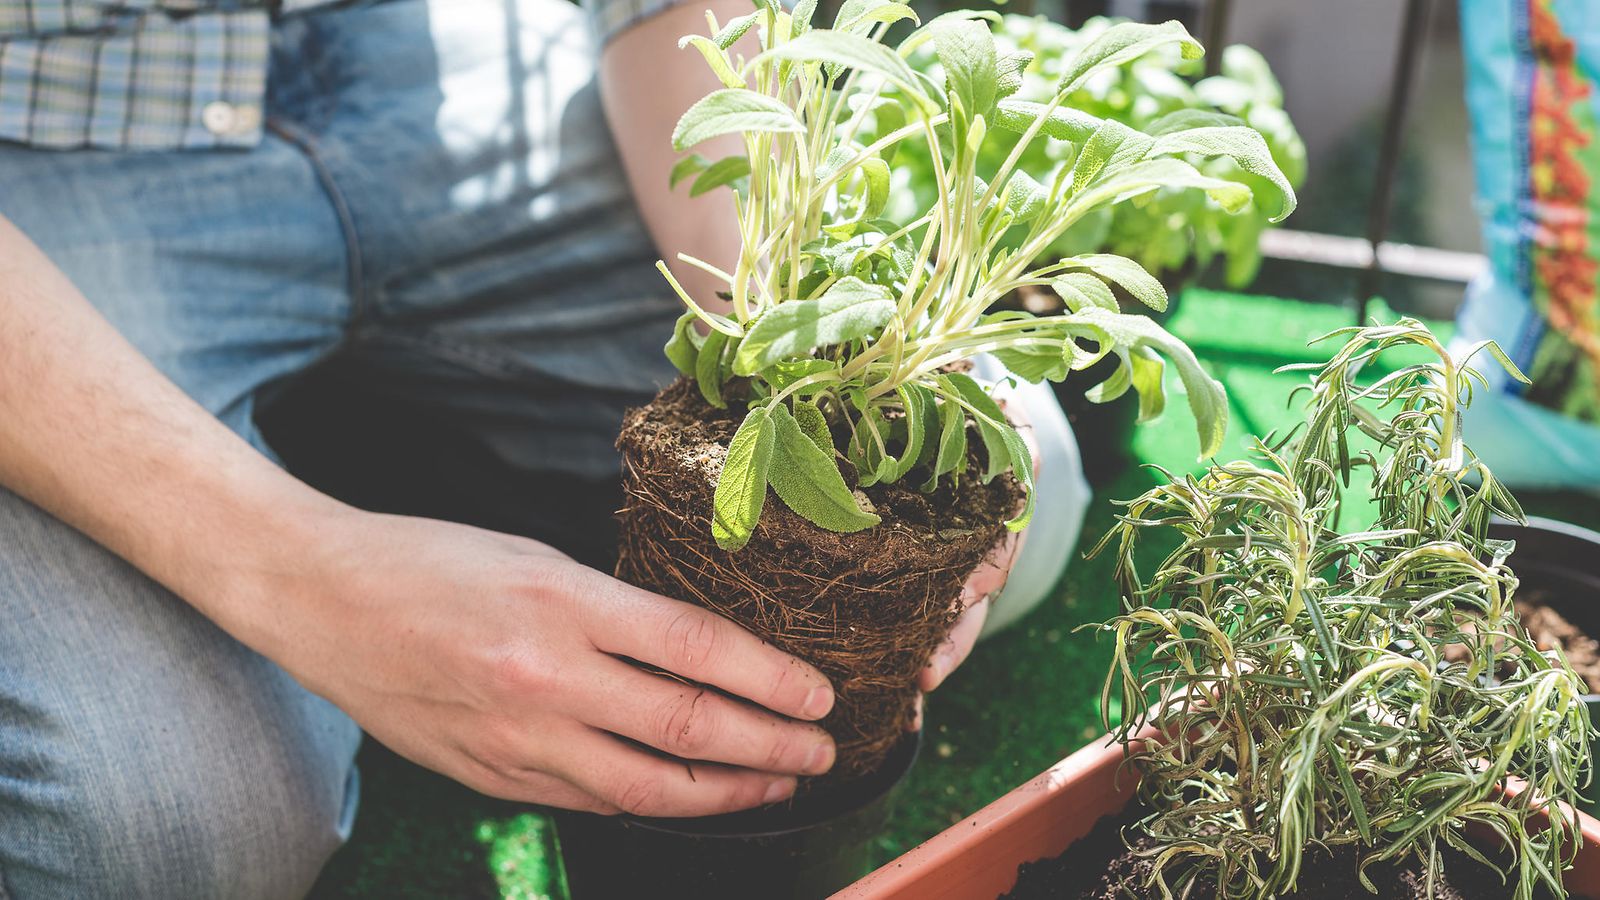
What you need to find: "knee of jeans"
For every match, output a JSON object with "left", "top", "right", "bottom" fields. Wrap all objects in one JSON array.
[{"left": 8, "top": 717, "right": 359, "bottom": 900}]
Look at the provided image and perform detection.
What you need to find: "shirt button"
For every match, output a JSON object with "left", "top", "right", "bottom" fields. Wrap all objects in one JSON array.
[{"left": 202, "top": 101, "right": 237, "bottom": 135}]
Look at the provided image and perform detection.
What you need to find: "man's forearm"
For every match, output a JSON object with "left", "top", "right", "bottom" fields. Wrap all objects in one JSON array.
[
  {"left": 599, "top": 0, "right": 750, "bottom": 315},
  {"left": 0, "top": 215, "right": 345, "bottom": 645}
]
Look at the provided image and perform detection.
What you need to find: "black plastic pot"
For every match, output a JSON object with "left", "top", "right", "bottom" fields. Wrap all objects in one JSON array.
[
  {"left": 554, "top": 731, "right": 920, "bottom": 899},
  {"left": 1490, "top": 516, "right": 1600, "bottom": 811}
]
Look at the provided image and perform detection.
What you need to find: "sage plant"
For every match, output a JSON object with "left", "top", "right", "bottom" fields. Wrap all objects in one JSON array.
[
  {"left": 660, "top": 2, "right": 1296, "bottom": 549},
  {"left": 1095, "top": 321, "right": 1591, "bottom": 898}
]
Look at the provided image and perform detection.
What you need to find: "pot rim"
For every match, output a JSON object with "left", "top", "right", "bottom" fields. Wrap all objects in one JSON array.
[{"left": 1491, "top": 516, "right": 1600, "bottom": 703}]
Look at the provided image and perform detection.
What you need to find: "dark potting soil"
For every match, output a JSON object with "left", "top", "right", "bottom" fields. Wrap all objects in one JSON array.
[
  {"left": 614, "top": 379, "right": 1020, "bottom": 781},
  {"left": 1004, "top": 810, "right": 1563, "bottom": 900},
  {"left": 1516, "top": 588, "right": 1600, "bottom": 694}
]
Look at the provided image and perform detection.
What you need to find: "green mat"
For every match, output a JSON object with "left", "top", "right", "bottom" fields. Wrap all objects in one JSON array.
[{"left": 310, "top": 290, "right": 1600, "bottom": 898}]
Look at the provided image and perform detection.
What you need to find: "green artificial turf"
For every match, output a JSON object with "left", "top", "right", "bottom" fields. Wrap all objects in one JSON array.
[{"left": 310, "top": 291, "right": 1600, "bottom": 898}]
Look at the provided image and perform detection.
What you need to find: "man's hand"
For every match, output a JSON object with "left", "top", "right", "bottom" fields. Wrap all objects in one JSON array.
[{"left": 242, "top": 510, "right": 837, "bottom": 816}]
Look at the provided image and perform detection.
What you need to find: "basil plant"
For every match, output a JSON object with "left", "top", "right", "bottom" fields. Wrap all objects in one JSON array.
[{"left": 659, "top": 3, "right": 1297, "bottom": 551}]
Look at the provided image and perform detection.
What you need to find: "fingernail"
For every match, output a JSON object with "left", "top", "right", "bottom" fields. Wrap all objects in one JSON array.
[
  {"left": 763, "top": 778, "right": 794, "bottom": 805},
  {"left": 804, "top": 740, "right": 835, "bottom": 775},
  {"left": 801, "top": 685, "right": 833, "bottom": 719}
]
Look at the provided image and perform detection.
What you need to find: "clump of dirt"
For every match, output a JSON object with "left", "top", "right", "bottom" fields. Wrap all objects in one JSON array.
[
  {"left": 614, "top": 379, "right": 1019, "bottom": 780},
  {"left": 1516, "top": 589, "right": 1600, "bottom": 693}
]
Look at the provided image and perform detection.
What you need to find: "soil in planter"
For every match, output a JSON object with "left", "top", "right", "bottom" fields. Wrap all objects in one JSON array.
[
  {"left": 614, "top": 379, "right": 1019, "bottom": 781},
  {"left": 1004, "top": 809, "right": 1567, "bottom": 900},
  {"left": 1440, "top": 588, "right": 1600, "bottom": 694}
]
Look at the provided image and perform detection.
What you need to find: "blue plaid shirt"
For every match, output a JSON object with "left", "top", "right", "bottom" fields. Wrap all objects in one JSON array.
[{"left": 0, "top": 0, "right": 683, "bottom": 150}]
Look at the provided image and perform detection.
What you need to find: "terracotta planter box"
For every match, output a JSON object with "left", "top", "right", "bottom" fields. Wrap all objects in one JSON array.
[{"left": 838, "top": 729, "right": 1600, "bottom": 899}]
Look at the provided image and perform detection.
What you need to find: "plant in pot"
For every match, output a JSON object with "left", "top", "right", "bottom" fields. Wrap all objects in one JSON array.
[
  {"left": 559, "top": 3, "right": 1295, "bottom": 898},
  {"left": 889, "top": 13, "right": 1308, "bottom": 483},
  {"left": 842, "top": 321, "right": 1598, "bottom": 900}
]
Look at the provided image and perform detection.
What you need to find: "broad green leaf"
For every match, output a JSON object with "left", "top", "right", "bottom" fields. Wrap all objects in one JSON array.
[
  {"left": 992, "top": 342, "right": 1070, "bottom": 383},
  {"left": 1062, "top": 253, "right": 1168, "bottom": 312},
  {"left": 1051, "top": 271, "right": 1119, "bottom": 312},
  {"left": 679, "top": 35, "right": 745, "bottom": 88},
  {"left": 822, "top": 157, "right": 891, "bottom": 239},
  {"left": 1069, "top": 157, "right": 1251, "bottom": 220},
  {"left": 1001, "top": 170, "right": 1046, "bottom": 225},
  {"left": 766, "top": 358, "right": 836, "bottom": 392},
  {"left": 1057, "top": 20, "right": 1202, "bottom": 95},
  {"left": 1071, "top": 306, "right": 1228, "bottom": 457},
  {"left": 922, "top": 393, "right": 968, "bottom": 491},
  {"left": 732, "top": 277, "right": 896, "bottom": 375},
  {"left": 712, "top": 12, "right": 758, "bottom": 50},
  {"left": 768, "top": 404, "right": 881, "bottom": 533},
  {"left": 945, "top": 373, "right": 1010, "bottom": 481},
  {"left": 995, "top": 417, "right": 1034, "bottom": 530},
  {"left": 992, "top": 99, "right": 1102, "bottom": 143},
  {"left": 792, "top": 400, "right": 834, "bottom": 454},
  {"left": 995, "top": 49, "right": 1034, "bottom": 101},
  {"left": 833, "top": 0, "right": 919, "bottom": 34},
  {"left": 892, "top": 382, "right": 936, "bottom": 479},
  {"left": 695, "top": 329, "right": 729, "bottom": 408},
  {"left": 757, "top": 31, "right": 933, "bottom": 111},
  {"left": 897, "top": 9, "right": 1000, "bottom": 56},
  {"left": 790, "top": 0, "right": 818, "bottom": 37},
  {"left": 846, "top": 393, "right": 894, "bottom": 486},
  {"left": 1126, "top": 346, "right": 1167, "bottom": 421},
  {"left": 669, "top": 154, "right": 709, "bottom": 189},
  {"left": 664, "top": 310, "right": 704, "bottom": 376},
  {"left": 711, "top": 407, "right": 774, "bottom": 551},
  {"left": 1146, "top": 108, "right": 1244, "bottom": 135},
  {"left": 672, "top": 89, "right": 804, "bottom": 151},
  {"left": 689, "top": 155, "right": 751, "bottom": 197},
  {"left": 1147, "top": 126, "right": 1298, "bottom": 220},
  {"left": 932, "top": 19, "right": 999, "bottom": 125},
  {"left": 1070, "top": 119, "right": 1155, "bottom": 197}
]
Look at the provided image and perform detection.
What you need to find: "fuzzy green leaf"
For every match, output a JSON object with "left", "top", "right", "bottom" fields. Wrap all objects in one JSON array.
[
  {"left": 669, "top": 154, "right": 709, "bottom": 189},
  {"left": 995, "top": 49, "right": 1033, "bottom": 101},
  {"left": 712, "top": 12, "right": 758, "bottom": 50},
  {"left": 732, "top": 277, "right": 895, "bottom": 375},
  {"left": 790, "top": 0, "right": 818, "bottom": 37},
  {"left": 1051, "top": 271, "right": 1120, "bottom": 312},
  {"left": 672, "top": 89, "right": 804, "bottom": 151},
  {"left": 1147, "top": 126, "right": 1298, "bottom": 221},
  {"left": 992, "top": 99, "right": 1102, "bottom": 143},
  {"left": 1073, "top": 307, "right": 1228, "bottom": 457},
  {"left": 833, "top": 0, "right": 919, "bottom": 34},
  {"left": 945, "top": 373, "right": 1010, "bottom": 482},
  {"left": 664, "top": 310, "right": 704, "bottom": 376},
  {"left": 1069, "top": 156, "right": 1252, "bottom": 220},
  {"left": 792, "top": 400, "right": 833, "bottom": 454},
  {"left": 756, "top": 31, "right": 933, "bottom": 111},
  {"left": 689, "top": 155, "right": 751, "bottom": 197},
  {"left": 679, "top": 34, "right": 745, "bottom": 88},
  {"left": 892, "top": 382, "right": 936, "bottom": 480},
  {"left": 1146, "top": 108, "right": 1244, "bottom": 136},
  {"left": 922, "top": 393, "right": 968, "bottom": 491},
  {"left": 695, "top": 329, "right": 729, "bottom": 409},
  {"left": 1062, "top": 253, "right": 1168, "bottom": 312},
  {"left": 711, "top": 407, "right": 774, "bottom": 551},
  {"left": 932, "top": 19, "right": 999, "bottom": 125},
  {"left": 768, "top": 404, "right": 881, "bottom": 533},
  {"left": 1057, "top": 20, "right": 1203, "bottom": 95}
]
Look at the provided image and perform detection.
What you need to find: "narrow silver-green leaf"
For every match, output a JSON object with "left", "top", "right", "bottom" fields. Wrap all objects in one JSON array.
[{"left": 711, "top": 407, "right": 775, "bottom": 550}]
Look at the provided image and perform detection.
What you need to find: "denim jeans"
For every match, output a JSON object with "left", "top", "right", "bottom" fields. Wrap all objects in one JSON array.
[
  {"left": 0, "top": 1, "right": 679, "bottom": 897},
  {"left": 0, "top": 1, "right": 1085, "bottom": 896}
]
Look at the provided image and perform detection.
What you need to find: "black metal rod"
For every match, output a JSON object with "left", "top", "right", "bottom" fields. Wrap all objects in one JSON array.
[
  {"left": 1203, "top": 0, "right": 1232, "bottom": 77},
  {"left": 1358, "top": 0, "right": 1433, "bottom": 323}
]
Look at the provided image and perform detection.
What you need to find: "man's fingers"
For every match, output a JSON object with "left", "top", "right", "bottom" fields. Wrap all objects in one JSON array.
[
  {"left": 920, "top": 592, "right": 990, "bottom": 692},
  {"left": 589, "top": 588, "right": 834, "bottom": 722},
  {"left": 559, "top": 726, "right": 797, "bottom": 818},
  {"left": 579, "top": 657, "right": 835, "bottom": 775},
  {"left": 476, "top": 766, "right": 621, "bottom": 814}
]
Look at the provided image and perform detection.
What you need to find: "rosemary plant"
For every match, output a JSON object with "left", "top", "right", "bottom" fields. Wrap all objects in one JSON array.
[
  {"left": 660, "top": 3, "right": 1297, "bottom": 550},
  {"left": 1093, "top": 320, "right": 1592, "bottom": 898}
]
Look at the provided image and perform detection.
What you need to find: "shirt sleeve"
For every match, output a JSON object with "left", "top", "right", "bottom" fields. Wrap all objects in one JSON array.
[{"left": 581, "top": 0, "right": 691, "bottom": 48}]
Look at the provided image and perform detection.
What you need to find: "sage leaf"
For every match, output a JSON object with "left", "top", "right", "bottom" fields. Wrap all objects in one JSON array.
[
  {"left": 1072, "top": 306, "right": 1228, "bottom": 457},
  {"left": 664, "top": 310, "right": 704, "bottom": 376},
  {"left": 769, "top": 404, "right": 880, "bottom": 533},
  {"left": 1062, "top": 253, "right": 1169, "bottom": 312},
  {"left": 1147, "top": 126, "right": 1298, "bottom": 220},
  {"left": 892, "top": 382, "right": 935, "bottom": 480},
  {"left": 679, "top": 35, "right": 745, "bottom": 88},
  {"left": 669, "top": 154, "right": 709, "bottom": 189},
  {"left": 1057, "top": 20, "right": 1202, "bottom": 95},
  {"left": 695, "top": 328, "right": 729, "bottom": 409},
  {"left": 922, "top": 393, "right": 968, "bottom": 491},
  {"left": 711, "top": 407, "right": 774, "bottom": 551},
  {"left": 732, "top": 277, "right": 896, "bottom": 375},
  {"left": 945, "top": 373, "right": 1010, "bottom": 482},
  {"left": 1147, "top": 108, "right": 1244, "bottom": 135},
  {"left": 1052, "top": 271, "right": 1119, "bottom": 312},
  {"left": 992, "top": 99, "right": 1102, "bottom": 143},
  {"left": 833, "top": 0, "right": 919, "bottom": 34},
  {"left": 932, "top": 19, "right": 999, "bottom": 125},
  {"left": 690, "top": 155, "right": 751, "bottom": 197},
  {"left": 792, "top": 400, "right": 833, "bottom": 454},
  {"left": 712, "top": 12, "right": 757, "bottom": 50},
  {"left": 756, "top": 31, "right": 934, "bottom": 111},
  {"left": 673, "top": 89, "right": 804, "bottom": 151}
]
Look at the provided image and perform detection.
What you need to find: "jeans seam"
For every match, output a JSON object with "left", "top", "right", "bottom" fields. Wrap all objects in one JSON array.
[
  {"left": 353, "top": 327, "right": 552, "bottom": 385},
  {"left": 265, "top": 116, "right": 368, "bottom": 325}
]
